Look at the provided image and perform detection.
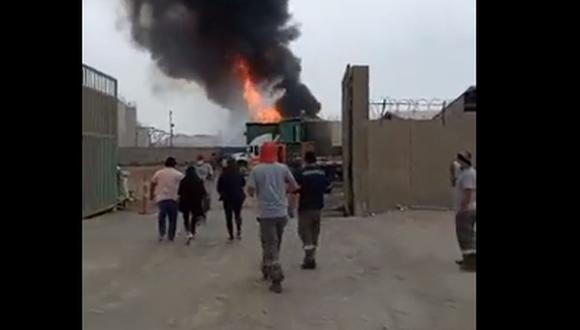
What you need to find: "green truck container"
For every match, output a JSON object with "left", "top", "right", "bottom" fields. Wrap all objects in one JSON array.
[
  {"left": 245, "top": 122, "right": 279, "bottom": 145},
  {"left": 278, "top": 118, "right": 303, "bottom": 143}
]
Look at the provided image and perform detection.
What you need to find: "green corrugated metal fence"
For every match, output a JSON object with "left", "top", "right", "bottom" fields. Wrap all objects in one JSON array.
[{"left": 82, "top": 64, "right": 118, "bottom": 218}]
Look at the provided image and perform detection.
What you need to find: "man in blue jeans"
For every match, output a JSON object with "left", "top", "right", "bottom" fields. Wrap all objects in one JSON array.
[{"left": 150, "top": 157, "right": 184, "bottom": 242}]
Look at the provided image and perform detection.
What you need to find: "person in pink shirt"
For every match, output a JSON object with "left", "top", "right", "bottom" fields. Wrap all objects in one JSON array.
[{"left": 150, "top": 157, "right": 184, "bottom": 242}]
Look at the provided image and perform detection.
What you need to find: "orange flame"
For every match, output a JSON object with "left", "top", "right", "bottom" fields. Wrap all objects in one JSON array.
[{"left": 234, "top": 58, "right": 282, "bottom": 123}]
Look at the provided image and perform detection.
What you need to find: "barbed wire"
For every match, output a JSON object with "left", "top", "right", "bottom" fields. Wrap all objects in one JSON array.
[
  {"left": 369, "top": 97, "right": 451, "bottom": 119},
  {"left": 137, "top": 126, "right": 171, "bottom": 147}
]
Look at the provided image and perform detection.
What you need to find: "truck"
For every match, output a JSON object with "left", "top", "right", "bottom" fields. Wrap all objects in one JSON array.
[
  {"left": 233, "top": 118, "right": 342, "bottom": 182},
  {"left": 230, "top": 122, "right": 280, "bottom": 174}
]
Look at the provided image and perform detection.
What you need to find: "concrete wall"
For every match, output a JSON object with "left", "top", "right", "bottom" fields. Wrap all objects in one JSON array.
[
  {"left": 342, "top": 65, "right": 369, "bottom": 216},
  {"left": 367, "top": 117, "right": 476, "bottom": 212},
  {"left": 367, "top": 120, "right": 413, "bottom": 209},
  {"left": 119, "top": 147, "right": 219, "bottom": 166},
  {"left": 163, "top": 134, "right": 221, "bottom": 147},
  {"left": 117, "top": 102, "right": 137, "bottom": 147},
  {"left": 303, "top": 120, "right": 334, "bottom": 156},
  {"left": 330, "top": 120, "right": 342, "bottom": 146},
  {"left": 341, "top": 64, "right": 476, "bottom": 215},
  {"left": 341, "top": 67, "right": 354, "bottom": 215}
]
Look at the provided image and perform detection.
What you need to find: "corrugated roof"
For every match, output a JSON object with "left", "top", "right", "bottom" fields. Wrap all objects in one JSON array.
[{"left": 432, "top": 86, "right": 476, "bottom": 119}]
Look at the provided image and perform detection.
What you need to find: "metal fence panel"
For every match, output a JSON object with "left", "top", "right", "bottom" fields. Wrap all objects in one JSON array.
[
  {"left": 82, "top": 135, "right": 118, "bottom": 217},
  {"left": 82, "top": 64, "right": 118, "bottom": 218}
]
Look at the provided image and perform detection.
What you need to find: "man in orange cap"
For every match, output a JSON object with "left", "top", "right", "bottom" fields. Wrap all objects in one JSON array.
[{"left": 247, "top": 142, "right": 299, "bottom": 293}]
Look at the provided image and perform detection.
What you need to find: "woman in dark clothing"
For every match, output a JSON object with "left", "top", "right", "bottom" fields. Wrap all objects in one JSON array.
[
  {"left": 217, "top": 158, "right": 246, "bottom": 240},
  {"left": 178, "top": 166, "right": 207, "bottom": 243}
]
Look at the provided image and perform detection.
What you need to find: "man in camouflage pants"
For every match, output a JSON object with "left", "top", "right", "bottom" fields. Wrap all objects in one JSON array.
[{"left": 247, "top": 142, "right": 299, "bottom": 293}]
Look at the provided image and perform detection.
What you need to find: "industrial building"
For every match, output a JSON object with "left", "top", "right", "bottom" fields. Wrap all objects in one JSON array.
[
  {"left": 433, "top": 86, "right": 476, "bottom": 121},
  {"left": 117, "top": 100, "right": 137, "bottom": 147}
]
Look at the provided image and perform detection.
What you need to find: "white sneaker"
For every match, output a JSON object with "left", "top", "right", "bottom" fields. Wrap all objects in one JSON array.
[{"left": 187, "top": 232, "right": 194, "bottom": 239}]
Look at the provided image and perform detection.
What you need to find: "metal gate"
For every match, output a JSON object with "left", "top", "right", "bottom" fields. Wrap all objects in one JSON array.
[{"left": 82, "top": 64, "right": 118, "bottom": 218}]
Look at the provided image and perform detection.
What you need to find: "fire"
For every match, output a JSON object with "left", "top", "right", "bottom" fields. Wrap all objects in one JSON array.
[{"left": 234, "top": 58, "right": 282, "bottom": 123}]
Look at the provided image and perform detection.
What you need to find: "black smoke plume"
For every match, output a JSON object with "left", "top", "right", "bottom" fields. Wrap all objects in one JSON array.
[{"left": 124, "top": 0, "right": 321, "bottom": 118}]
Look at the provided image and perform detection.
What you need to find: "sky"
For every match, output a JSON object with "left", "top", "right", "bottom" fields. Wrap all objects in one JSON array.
[{"left": 82, "top": 0, "right": 475, "bottom": 137}]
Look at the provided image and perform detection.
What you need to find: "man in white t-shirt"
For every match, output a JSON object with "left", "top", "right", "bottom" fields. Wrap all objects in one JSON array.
[
  {"left": 454, "top": 151, "right": 476, "bottom": 272},
  {"left": 450, "top": 151, "right": 471, "bottom": 198},
  {"left": 150, "top": 157, "right": 184, "bottom": 242}
]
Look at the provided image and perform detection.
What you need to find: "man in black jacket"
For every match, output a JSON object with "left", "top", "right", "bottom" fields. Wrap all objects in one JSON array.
[
  {"left": 217, "top": 158, "right": 246, "bottom": 240},
  {"left": 294, "top": 151, "right": 332, "bottom": 269}
]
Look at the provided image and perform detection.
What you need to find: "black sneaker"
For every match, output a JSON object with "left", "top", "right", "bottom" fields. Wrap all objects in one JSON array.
[
  {"left": 459, "top": 254, "right": 476, "bottom": 272},
  {"left": 261, "top": 266, "right": 270, "bottom": 281},
  {"left": 236, "top": 232, "right": 242, "bottom": 240},
  {"left": 460, "top": 263, "right": 476, "bottom": 272},
  {"left": 269, "top": 281, "right": 283, "bottom": 294},
  {"left": 301, "top": 259, "right": 317, "bottom": 270}
]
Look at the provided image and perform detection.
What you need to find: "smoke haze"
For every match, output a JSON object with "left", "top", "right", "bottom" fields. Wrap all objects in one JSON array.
[{"left": 124, "top": 0, "right": 321, "bottom": 118}]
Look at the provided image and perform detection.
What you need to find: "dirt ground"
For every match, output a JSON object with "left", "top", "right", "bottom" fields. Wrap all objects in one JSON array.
[{"left": 83, "top": 196, "right": 475, "bottom": 330}]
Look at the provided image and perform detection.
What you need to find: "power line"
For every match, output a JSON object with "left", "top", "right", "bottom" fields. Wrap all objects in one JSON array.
[{"left": 169, "top": 110, "right": 174, "bottom": 147}]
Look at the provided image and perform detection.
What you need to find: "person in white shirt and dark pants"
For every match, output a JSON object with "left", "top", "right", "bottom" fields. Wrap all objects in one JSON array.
[{"left": 454, "top": 151, "right": 476, "bottom": 272}]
